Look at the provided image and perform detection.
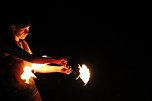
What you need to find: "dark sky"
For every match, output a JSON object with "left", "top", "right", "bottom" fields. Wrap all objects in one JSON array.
[{"left": 0, "top": 1, "right": 146, "bottom": 101}]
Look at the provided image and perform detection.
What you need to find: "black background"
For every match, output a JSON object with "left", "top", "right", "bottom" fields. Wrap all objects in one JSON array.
[{"left": 0, "top": 1, "right": 146, "bottom": 101}]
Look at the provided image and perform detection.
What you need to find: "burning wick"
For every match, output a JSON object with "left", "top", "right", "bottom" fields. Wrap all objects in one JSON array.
[
  {"left": 20, "top": 66, "right": 37, "bottom": 84},
  {"left": 76, "top": 64, "right": 90, "bottom": 86},
  {"left": 21, "top": 64, "right": 45, "bottom": 84}
]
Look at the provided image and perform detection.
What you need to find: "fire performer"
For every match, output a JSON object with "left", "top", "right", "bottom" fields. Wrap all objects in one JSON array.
[{"left": 0, "top": 15, "right": 72, "bottom": 101}]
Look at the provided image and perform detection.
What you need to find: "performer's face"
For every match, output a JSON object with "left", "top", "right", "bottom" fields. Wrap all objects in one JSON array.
[{"left": 12, "top": 25, "right": 30, "bottom": 39}]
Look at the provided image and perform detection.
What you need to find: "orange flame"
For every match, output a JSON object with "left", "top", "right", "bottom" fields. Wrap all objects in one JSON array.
[
  {"left": 21, "top": 64, "right": 46, "bottom": 84},
  {"left": 20, "top": 66, "right": 36, "bottom": 84},
  {"left": 76, "top": 64, "right": 90, "bottom": 86}
]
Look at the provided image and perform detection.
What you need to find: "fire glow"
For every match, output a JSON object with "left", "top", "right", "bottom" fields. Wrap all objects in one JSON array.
[
  {"left": 21, "top": 64, "right": 46, "bottom": 84},
  {"left": 21, "top": 63, "right": 90, "bottom": 85},
  {"left": 76, "top": 64, "right": 90, "bottom": 86}
]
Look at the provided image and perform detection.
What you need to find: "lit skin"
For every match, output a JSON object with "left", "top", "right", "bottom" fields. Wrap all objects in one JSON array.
[
  {"left": 11, "top": 25, "right": 72, "bottom": 75},
  {"left": 11, "top": 25, "right": 30, "bottom": 41}
]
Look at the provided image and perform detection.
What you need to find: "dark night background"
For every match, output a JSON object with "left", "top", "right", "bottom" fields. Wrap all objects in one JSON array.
[{"left": 0, "top": 1, "right": 147, "bottom": 101}]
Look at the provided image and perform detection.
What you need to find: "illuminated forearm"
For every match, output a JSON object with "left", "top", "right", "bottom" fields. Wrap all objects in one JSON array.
[{"left": 33, "top": 65, "right": 63, "bottom": 73}]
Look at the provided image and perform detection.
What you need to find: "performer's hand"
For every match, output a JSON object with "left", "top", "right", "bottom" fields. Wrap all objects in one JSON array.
[
  {"left": 60, "top": 66, "right": 73, "bottom": 75},
  {"left": 55, "top": 58, "right": 67, "bottom": 66}
]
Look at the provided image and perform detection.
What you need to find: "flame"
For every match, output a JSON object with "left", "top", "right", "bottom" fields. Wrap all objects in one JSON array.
[
  {"left": 76, "top": 64, "right": 90, "bottom": 86},
  {"left": 20, "top": 66, "right": 36, "bottom": 84},
  {"left": 21, "top": 64, "right": 46, "bottom": 84}
]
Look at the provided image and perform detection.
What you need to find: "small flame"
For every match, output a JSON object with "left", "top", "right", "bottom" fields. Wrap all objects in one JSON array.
[
  {"left": 20, "top": 66, "right": 37, "bottom": 84},
  {"left": 76, "top": 64, "right": 90, "bottom": 86},
  {"left": 21, "top": 64, "right": 46, "bottom": 84}
]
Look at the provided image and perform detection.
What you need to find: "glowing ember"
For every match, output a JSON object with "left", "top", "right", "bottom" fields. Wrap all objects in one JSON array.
[
  {"left": 20, "top": 66, "right": 37, "bottom": 84},
  {"left": 76, "top": 64, "right": 90, "bottom": 86},
  {"left": 21, "top": 64, "right": 46, "bottom": 84}
]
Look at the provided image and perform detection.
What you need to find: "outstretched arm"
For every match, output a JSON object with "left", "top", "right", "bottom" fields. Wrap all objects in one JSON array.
[
  {"left": 33, "top": 64, "right": 72, "bottom": 74},
  {"left": 2, "top": 39, "right": 67, "bottom": 65}
]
